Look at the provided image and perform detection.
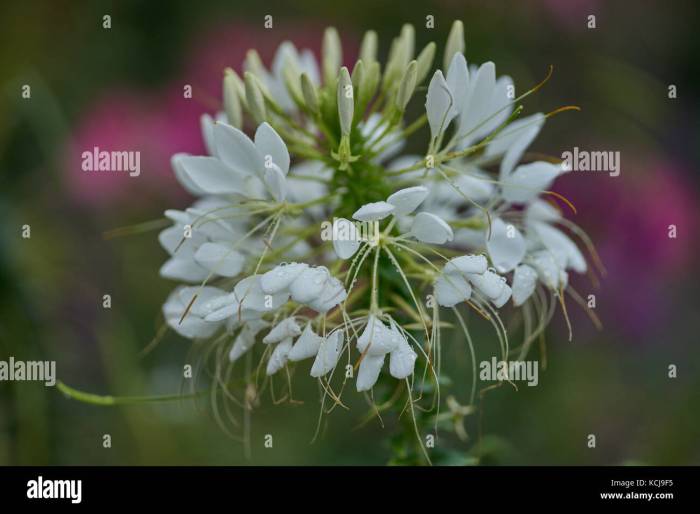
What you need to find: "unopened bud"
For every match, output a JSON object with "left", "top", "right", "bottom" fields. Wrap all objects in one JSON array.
[
  {"left": 223, "top": 69, "right": 243, "bottom": 128},
  {"left": 322, "top": 27, "right": 342, "bottom": 87},
  {"left": 396, "top": 60, "right": 418, "bottom": 111},
  {"left": 301, "top": 73, "right": 319, "bottom": 114},
  {"left": 337, "top": 67, "right": 354, "bottom": 136},
  {"left": 359, "top": 30, "right": 378, "bottom": 65},
  {"left": 415, "top": 42, "right": 436, "bottom": 84},
  {"left": 245, "top": 49, "right": 266, "bottom": 79},
  {"left": 244, "top": 71, "right": 267, "bottom": 123},
  {"left": 351, "top": 60, "right": 365, "bottom": 95},
  {"left": 359, "top": 61, "right": 381, "bottom": 108},
  {"left": 444, "top": 20, "right": 465, "bottom": 71},
  {"left": 383, "top": 37, "right": 407, "bottom": 90},
  {"left": 399, "top": 24, "right": 415, "bottom": 63}
]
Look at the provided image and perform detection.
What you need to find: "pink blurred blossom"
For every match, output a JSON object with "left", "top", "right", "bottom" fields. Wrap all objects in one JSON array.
[
  {"left": 62, "top": 21, "right": 342, "bottom": 208},
  {"left": 558, "top": 160, "right": 698, "bottom": 339},
  {"left": 63, "top": 90, "right": 200, "bottom": 207}
]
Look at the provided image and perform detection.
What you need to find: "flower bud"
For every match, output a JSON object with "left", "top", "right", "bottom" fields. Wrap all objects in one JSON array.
[
  {"left": 337, "top": 66, "right": 354, "bottom": 136},
  {"left": 359, "top": 30, "right": 378, "bottom": 65},
  {"left": 244, "top": 71, "right": 266, "bottom": 124},
  {"left": 282, "top": 63, "right": 303, "bottom": 104},
  {"left": 245, "top": 49, "right": 266, "bottom": 80},
  {"left": 300, "top": 72, "right": 319, "bottom": 114},
  {"left": 351, "top": 60, "right": 365, "bottom": 117},
  {"left": 362, "top": 61, "right": 381, "bottom": 105},
  {"left": 383, "top": 37, "right": 406, "bottom": 89},
  {"left": 396, "top": 60, "right": 417, "bottom": 111},
  {"left": 351, "top": 60, "right": 365, "bottom": 94},
  {"left": 444, "top": 20, "right": 465, "bottom": 71},
  {"left": 322, "top": 27, "right": 342, "bottom": 87},
  {"left": 415, "top": 42, "right": 436, "bottom": 84},
  {"left": 223, "top": 68, "right": 243, "bottom": 128},
  {"left": 399, "top": 24, "right": 415, "bottom": 63}
]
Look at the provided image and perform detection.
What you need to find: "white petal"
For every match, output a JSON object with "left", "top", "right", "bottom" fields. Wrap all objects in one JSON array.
[
  {"left": 331, "top": 218, "right": 361, "bottom": 259},
  {"left": 288, "top": 323, "right": 323, "bottom": 361},
  {"left": 287, "top": 176, "right": 327, "bottom": 219},
  {"left": 179, "top": 156, "right": 249, "bottom": 196},
  {"left": 187, "top": 286, "right": 229, "bottom": 316},
  {"left": 458, "top": 62, "right": 496, "bottom": 140},
  {"left": 308, "top": 276, "right": 347, "bottom": 313},
  {"left": 426, "top": 70, "right": 457, "bottom": 138},
  {"left": 241, "top": 174, "right": 268, "bottom": 199},
  {"left": 243, "top": 319, "right": 269, "bottom": 338},
  {"left": 446, "top": 53, "right": 469, "bottom": 116},
  {"left": 310, "top": 330, "right": 344, "bottom": 377},
  {"left": 266, "top": 337, "right": 293, "bottom": 375},
  {"left": 444, "top": 254, "right": 488, "bottom": 275},
  {"left": 356, "top": 354, "right": 385, "bottom": 391},
  {"left": 529, "top": 250, "right": 563, "bottom": 290},
  {"left": 410, "top": 212, "right": 454, "bottom": 244},
  {"left": 352, "top": 201, "right": 395, "bottom": 222},
  {"left": 194, "top": 242, "right": 245, "bottom": 277},
  {"left": 229, "top": 332, "right": 256, "bottom": 362},
  {"left": 263, "top": 317, "right": 301, "bottom": 344},
  {"left": 525, "top": 199, "right": 562, "bottom": 224},
  {"left": 500, "top": 121, "right": 544, "bottom": 181},
  {"left": 254, "top": 122, "right": 290, "bottom": 174},
  {"left": 389, "top": 337, "right": 417, "bottom": 379},
  {"left": 468, "top": 75, "right": 513, "bottom": 144},
  {"left": 356, "top": 315, "right": 399, "bottom": 356},
  {"left": 332, "top": 238, "right": 360, "bottom": 260},
  {"left": 227, "top": 320, "right": 269, "bottom": 355},
  {"left": 203, "top": 301, "right": 239, "bottom": 322},
  {"left": 162, "top": 286, "right": 219, "bottom": 316},
  {"left": 511, "top": 264, "right": 538, "bottom": 306},
  {"left": 235, "top": 275, "right": 289, "bottom": 311},
  {"left": 299, "top": 49, "right": 320, "bottom": 84},
  {"left": 163, "top": 286, "right": 225, "bottom": 339},
  {"left": 467, "top": 270, "right": 506, "bottom": 300},
  {"left": 159, "top": 257, "right": 209, "bottom": 282},
  {"left": 530, "top": 221, "right": 587, "bottom": 273},
  {"left": 485, "top": 113, "right": 545, "bottom": 180},
  {"left": 166, "top": 316, "right": 219, "bottom": 339},
  {"left": 200, "top": 291, "right": 237, "bottom": 315},
  {"left": 172, "top": 153, "right": 207, "bottom": 195},
  {"left": 434, "top": 273, "right": 472, "bottom": 307},
  {"left": 492, "top": 283, "right": 512, "bottom": 308},
  {"left": 213, "top": 122, "right": 262, "bottom": 176},
  {"left": 186, "top": 202, "right": 244, "bottom": 240},
  {"left": 164, "top": 208, "right": 191, "bottom": 226},
  {"left": 387, "top": 186, "right": 430, "bottom": 215},
  {"left": 158, "top": 224, "right": 206, "bottom": 257},
  {"left": 452, "top": 227, "right": 487, "bottom": 249},
  {"left": 289, "top": 266, "right": 329, "bottom": 304},
  {"left": 501, "top": 161, "right": 564, "bottom": 204},
  {"left": 260, "top": 262, "right": 308, "bottom": 294},
  {"left": 263, "top": 163, "right": 287, "bottom": 201},
  {"left": 453, "top": 170, "right": 495, "bottom": 203},
  {"left": 486, "top": 218, "right": 526, "bottom": 273}
]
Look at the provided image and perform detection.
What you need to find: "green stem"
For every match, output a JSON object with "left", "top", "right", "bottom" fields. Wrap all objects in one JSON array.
[{"left": 56, "top": 381, "right": 205, "bottom": 406}]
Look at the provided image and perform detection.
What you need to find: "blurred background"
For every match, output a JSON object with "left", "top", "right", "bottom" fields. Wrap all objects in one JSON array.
[{"left": 1, "top": 0, "right": 698, "bottom": 465}]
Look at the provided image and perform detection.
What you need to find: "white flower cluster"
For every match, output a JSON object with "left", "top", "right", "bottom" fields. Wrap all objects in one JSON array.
[{"left": 155, "top": 21, "right": 596, "bottom": 426}]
